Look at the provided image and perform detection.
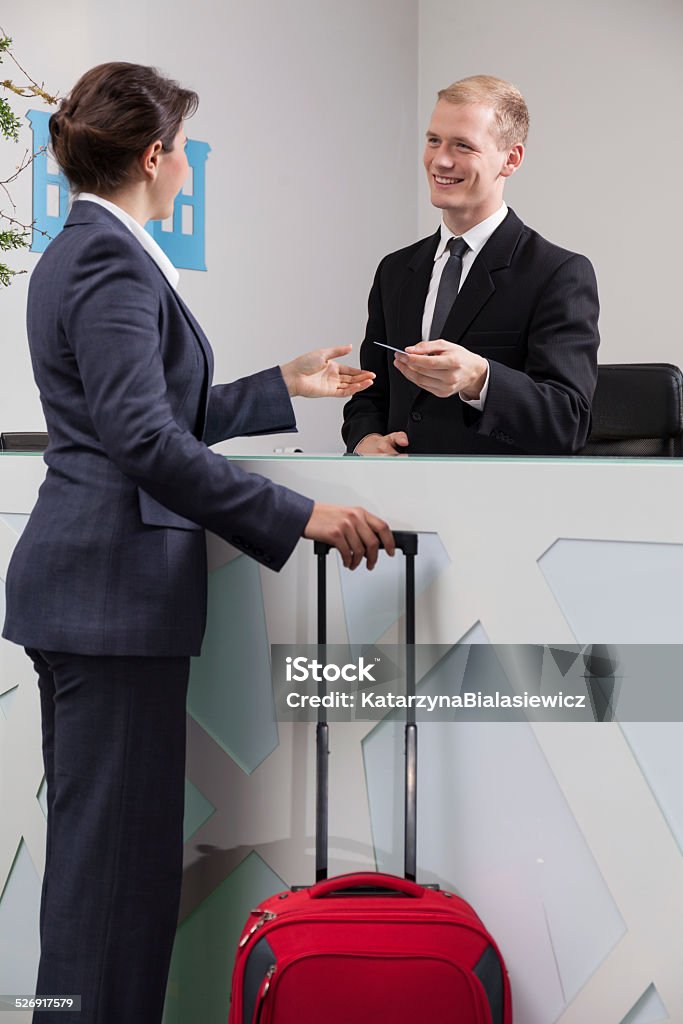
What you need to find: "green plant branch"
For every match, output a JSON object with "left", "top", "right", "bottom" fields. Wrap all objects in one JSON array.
[
  {"left": 0, "top": 263, "right": 27, "bottom": 285},
  {"left": 0, "top": 209, "right": 48, "bottom": 237},
  {"left": 0, "top": 226, "right": 29, "bottom": 249},
  {"left": 0, "top": 93, "right": 22, "bottom": 140},
  {"left": 2, "top": 79, "right": 58, "bottom": 105},
  {"left": 0, "top": 25, "right": 59, "bottom": 103},
  {"left": 2, "top": 144, "right": 47, "bottom": 189},
  {"left": 0, "top": 27, "right": 57, "bottom": 283}
]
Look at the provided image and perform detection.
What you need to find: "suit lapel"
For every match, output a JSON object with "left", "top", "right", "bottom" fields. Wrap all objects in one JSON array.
[
  {"left": 166, "top": 290, "right": 214, "bottom": 440},
  {"left": 438, "top": 258, "right": 495, "bottom": 343},
  {"left": 396, "top": 230, "right": 440, "bottom": 400},
  {"left": 170, "top": 289, "right": 214, "bottom": 383},
  {"left": 400, "top": 229, "right": 440, "bottom": 344},
  {"left": 436, "top": 207, "right": 525, "bottom": 344}
]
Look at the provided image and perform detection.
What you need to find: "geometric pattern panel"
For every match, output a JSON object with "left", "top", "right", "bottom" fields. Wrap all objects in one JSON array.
[
  {"left": 162, "top": 851, "right": 285, "bottom": 1024},
  {"left": 539, "top": 540, "right": 683, "bottom": 643},
  {"left": 548, "top": 645, "right": 584, "bottom": 676},
  {"left": 0, "top": 684, "right": 19, "bottom": 718},
  {"left": 460, "top": 620, "right": 492, "bottom": 645},
  {"left": 0, "top": 514, "right": 30, "bottom": 536},
  {"left": 619, "top": 983, "right": 670, "bottom": 1024},
  {"left": 37, "top": 777, "right": 48, "bottom": 820},
  {"left": 188, "top": 556, "right": 278, "bottom": 775},
  {"left": 620, "top": 722, "right": 683, "bottom": 854},
  {"left": 183, "top": 777, "right": 217, "bottom": 844},
  {"left": 363, "top": 711, "right": 627, "bottom": 1024},
  {"left": 0, "top": 839, "right": 41, "bottom": 994},
  {"left": 338, "top": 531, "right": 451, "bottom": 645},
  {"left": 4, "top": 456, "right": 683, "bottom": 1024}
]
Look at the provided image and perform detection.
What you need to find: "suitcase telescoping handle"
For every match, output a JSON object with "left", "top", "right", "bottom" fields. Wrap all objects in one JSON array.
[
  {"left": 312, "top": 531, "right": 418, "bottom": 883},
  {"left": 309, "top": 872, "right": 425, "bottom": 900}
]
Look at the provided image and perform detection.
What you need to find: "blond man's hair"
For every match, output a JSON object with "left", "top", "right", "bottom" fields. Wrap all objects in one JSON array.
[{"left": 437, "top": 75, "right": 529, "bottom": 149}]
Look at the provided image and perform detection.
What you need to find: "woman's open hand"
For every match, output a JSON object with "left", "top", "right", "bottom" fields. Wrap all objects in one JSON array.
[{"left": 280, "top": 346, "right": 375, "bottom": 398}]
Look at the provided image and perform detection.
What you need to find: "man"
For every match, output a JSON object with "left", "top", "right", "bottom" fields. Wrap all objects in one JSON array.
[{"left": 342, "top": 75, "right": 599, "bottom": 456}]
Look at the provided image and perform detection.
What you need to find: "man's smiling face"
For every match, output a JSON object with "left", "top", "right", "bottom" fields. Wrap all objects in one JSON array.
[{"left": 423, "top": 99, "right": 522, "bottom": 233}]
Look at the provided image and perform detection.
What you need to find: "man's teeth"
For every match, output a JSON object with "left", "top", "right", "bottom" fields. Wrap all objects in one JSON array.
[{"left": 435, "top": 175, "right": 462, "bottom": 184}]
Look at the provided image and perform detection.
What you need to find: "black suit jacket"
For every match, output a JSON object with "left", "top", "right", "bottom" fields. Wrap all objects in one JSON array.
[
  {"left": 3, "top": 201, "right": 313, "bottom": 657},
  {"left": 342, "top": 208, "right": 600, "bottom": 455}
]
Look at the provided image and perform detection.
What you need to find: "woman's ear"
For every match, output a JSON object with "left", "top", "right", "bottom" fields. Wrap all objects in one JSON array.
[{"left": 139, "top": 139, "right": 164, "bottom": 181}]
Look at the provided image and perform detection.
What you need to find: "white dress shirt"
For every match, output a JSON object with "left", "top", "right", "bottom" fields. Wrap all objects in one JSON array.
[
  {"left": 75, "top": 192, "right": 180, "bottom": 291},
  {"left": 421, "top": 202, "right": 508, "bottom": 410}
]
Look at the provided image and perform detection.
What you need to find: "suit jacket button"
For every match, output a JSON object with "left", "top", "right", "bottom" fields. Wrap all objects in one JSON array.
[{"left": 410, "top": 411, "right": 422, "bottom": 422}]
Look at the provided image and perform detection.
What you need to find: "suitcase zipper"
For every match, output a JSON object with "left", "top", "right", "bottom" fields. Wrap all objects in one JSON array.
[
  {"left": 261, "top": 964, "right": 276, "bottom": 996},
  {"left": 251, "top": 965, "right": 277, "bottom": 1024},
  {"left": 237, "top": 903, "right": 483, "bottom": 952},
  {"left": 238, "top": 910, "right": 277, "bottom": 948}
]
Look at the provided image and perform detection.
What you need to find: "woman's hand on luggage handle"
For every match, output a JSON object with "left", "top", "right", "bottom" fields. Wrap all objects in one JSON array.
[
  {"left": 281, "top": 346, "right": 375, "bottom": 399},
  {"left": 303, "top": 504, "right": 395, "bottom": 570}
]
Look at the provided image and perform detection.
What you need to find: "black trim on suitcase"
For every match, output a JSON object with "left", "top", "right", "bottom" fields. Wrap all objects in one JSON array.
[
  {"left": 473, "top": 943, "right": 504, "bottom": 1024},
  {"left": 242, "top": 935, "right": 276, "bottom": 1024},
  {"left": 313, "top": 532, "right": 419, "bottom": 882}
]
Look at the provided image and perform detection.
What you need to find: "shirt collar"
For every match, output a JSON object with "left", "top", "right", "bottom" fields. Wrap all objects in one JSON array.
[
  {"left": 434, "top": 202, "right": 509, "bottom": 261},
  {"left": 75, "top": 192, "right": 180, "bottom": 290}
]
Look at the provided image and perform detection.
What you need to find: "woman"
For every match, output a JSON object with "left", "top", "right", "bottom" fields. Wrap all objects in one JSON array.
[{"left": 2, "top": 62, "right": 393, "bottom": 1024}]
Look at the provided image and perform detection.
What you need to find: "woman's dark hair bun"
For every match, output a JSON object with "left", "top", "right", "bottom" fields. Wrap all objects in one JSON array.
[{"left": 48, "top": 62, "right": 198, "bottom": 194}]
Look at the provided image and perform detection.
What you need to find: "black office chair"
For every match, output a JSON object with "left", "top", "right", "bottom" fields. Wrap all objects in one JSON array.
[
  {"left": 0, "top": 432, "right": 49, "bottom": 452},
  {"left": 578, "top": 363, "right": 683, "bottom": 457}
]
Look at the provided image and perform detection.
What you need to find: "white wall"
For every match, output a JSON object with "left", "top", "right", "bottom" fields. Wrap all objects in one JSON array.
[
  {"left": 418, "top": 0, "right": 683, "bottom": 367},
  {"left": 4, "top": 0, "right": 682, "bottom": 453},
  {"left": 0, "top": 0, "right": 418, "bottom": 453}
]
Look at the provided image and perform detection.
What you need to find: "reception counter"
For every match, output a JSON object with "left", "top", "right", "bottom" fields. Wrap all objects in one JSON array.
[{"left": 1, "top": 454, "right": 682, "bottom": 1024}]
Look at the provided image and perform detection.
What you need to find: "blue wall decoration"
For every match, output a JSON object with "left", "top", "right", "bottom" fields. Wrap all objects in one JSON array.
[
  {"left": 26, "top": 110, "right": 70, "bottom": 254},
  {"left": 27, "top": 110, "right": 210, "bottom": 271}
]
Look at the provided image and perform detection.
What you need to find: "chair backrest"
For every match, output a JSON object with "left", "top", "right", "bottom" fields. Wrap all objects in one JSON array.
[
  {"left": 579, "top": 363, "right": 683, "bottom": 457},
  {"left": 0, "top": 432, "right": 49, "bottom": 452}
]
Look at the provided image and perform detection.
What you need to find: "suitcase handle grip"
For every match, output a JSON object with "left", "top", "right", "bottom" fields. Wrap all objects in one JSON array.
[
  {"left": 309, "top": 872, "right": 425, "bottom": 900},
  {"left": 314, "top": 530, "right": 418, "bottom": 557}
]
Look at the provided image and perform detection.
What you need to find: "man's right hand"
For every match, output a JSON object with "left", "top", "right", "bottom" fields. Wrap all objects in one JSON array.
[
  {"left": 354, "top": 432, "right": 410, "bottom": 456},
  {"left": 303, "top": 504, "right": 395, "bottom": 570}
]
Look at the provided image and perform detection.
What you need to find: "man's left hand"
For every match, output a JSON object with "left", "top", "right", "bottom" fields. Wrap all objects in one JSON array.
[
  {"left": 281, "top": 345, "right": 375, "bottom": 398},
  {"left": 393, "top": 340, "right": 488, "bottom": 400}
]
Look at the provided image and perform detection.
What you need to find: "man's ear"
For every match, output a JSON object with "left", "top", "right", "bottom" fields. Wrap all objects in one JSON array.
[
  {"left": 139, "top": 139, "right": 164, "bottom": 181},
  {"left": 500, "top": 143, "right": 524, "bottom": 178}
]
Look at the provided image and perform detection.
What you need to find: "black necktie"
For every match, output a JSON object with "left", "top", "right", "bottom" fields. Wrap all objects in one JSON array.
[{"left": 429, "top": 236, "right": 470, "bottom": 340}]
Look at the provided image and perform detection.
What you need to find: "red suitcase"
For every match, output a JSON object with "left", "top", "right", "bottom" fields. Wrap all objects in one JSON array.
[{"left": 228, "top": 533, "right": 512, "bottom": 1023}]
